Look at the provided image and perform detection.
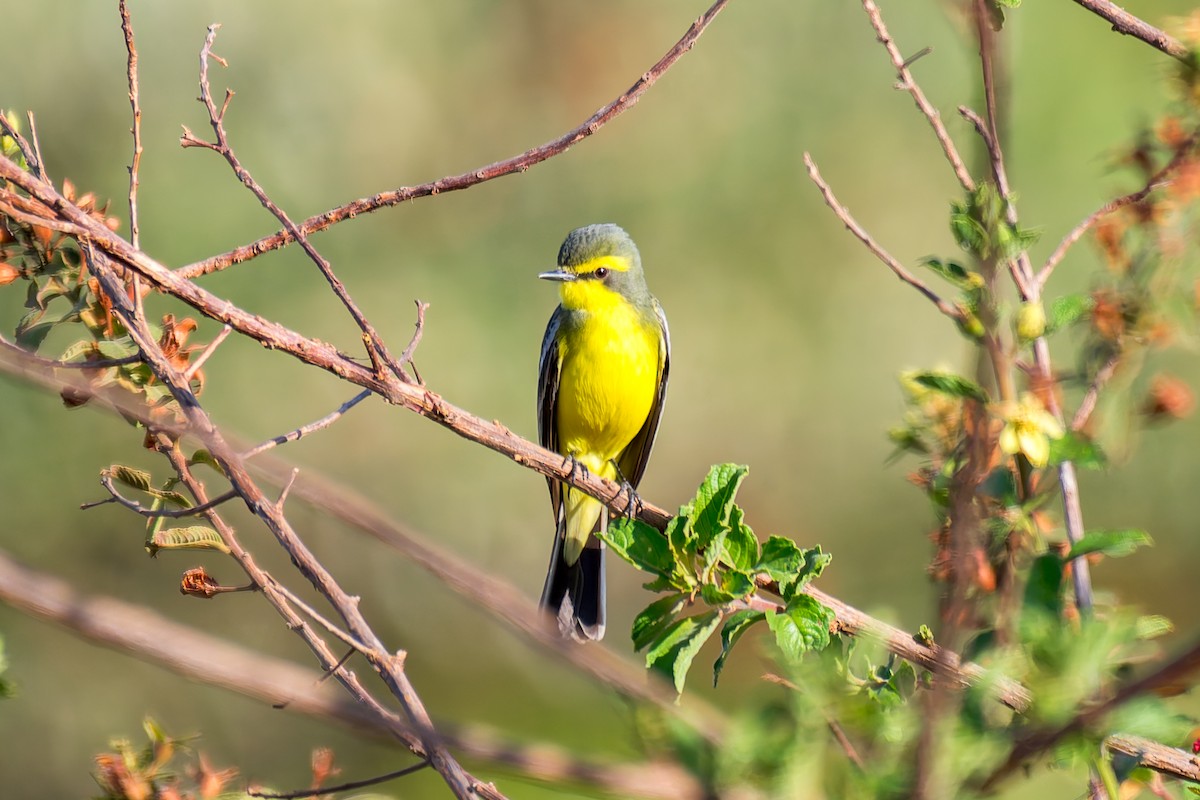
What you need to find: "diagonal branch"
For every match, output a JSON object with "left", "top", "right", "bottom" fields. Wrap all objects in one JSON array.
[
  {"left": 174, "top": 0, "right": 734, "bottom": 279},
  {"left": 1069, "top": 0, "right": 1189, "bottom": 61},
  {"left": 804, "top": 152, "right": 966, "bottom": 323}
]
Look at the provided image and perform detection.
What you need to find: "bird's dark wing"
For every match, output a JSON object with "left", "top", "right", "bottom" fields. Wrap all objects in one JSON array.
[
  {"left": 537, "top": 305, "right": 566, "bottom": 517},
  {"left": 617, "top": 299, "right": 670, "bottom": 491}
]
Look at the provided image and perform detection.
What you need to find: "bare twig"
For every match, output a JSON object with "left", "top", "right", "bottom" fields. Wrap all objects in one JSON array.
[
  {"left": 119, "top": 0, "right": 143, "bottom": 249},
  {"left": 1071, "top": 351, "right": 1122, "bottom": 432},
  {"left": 174, "top": 0, "right": 734, "bottom": 279},
  {"left": 859, "top": 0, "right": 974, "bottom": 192},
  {"left": 90, "top": 471, "right": 236, "bottom": 518},
  {"left": 804, "top": 152, "right": 966, "bottom": 323},
  {"left": 248, "top": 761, "right": 431, "bottom": 800},
  {"left": 1069, "top": 0, "right": 1189, "bottom": 61},
  {"left": 1038, "top": 128, "right": 1200, "bottom": 290},
  {"left": 184, "top": 323, "right": 231, "bottom": 381},
  {"left": 241, "top": 390, "right": 372, "bottom": 459}
]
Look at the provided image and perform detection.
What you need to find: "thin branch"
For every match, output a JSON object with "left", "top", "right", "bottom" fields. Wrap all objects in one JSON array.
[
  {"left": 957, "top": 106, "right": 1034, "bottom": 299},
  {"left": 1038, "top": 127, "right": 1200, "bottom": 290},
  {"left": 90, "top": 471, "right": 237, "bottom": 518},
  {"left": 804, "top": 152, "right": 966, "bottom": 323},
  {"left": 1070, "top": 0, "right": 1189, "bottom": 61},
  {"left": 248, "top": 761, "right": 431, "bottom": 800},
  {"left": 184, "top": 323, "right": 231, "bottom": 381},
  {"left": 186, "top": 26, "right": 412, "bottom": 386},
  {"left": 0, "top": 113, "right": 43, "bottom": 180},
  {"left": 242, "top": 390, "right": 372, "bottom": 460},
  {"left": 1071, "top": 351, "right": 1122, "bottom": 432},
  {"left": 174, "top": 0, "right": 734, "bottom": 279},
  {"left": 119, "top": 0, "right": 143, "bottom": 249},
  {"left": 267, "top": 578, "right": 382, "bottom": 659},
  {"left": 859, "top": 0, "right": 974, "bottom": 192}
]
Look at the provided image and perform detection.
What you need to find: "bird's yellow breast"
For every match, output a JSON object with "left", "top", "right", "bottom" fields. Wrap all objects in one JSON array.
[{"left": 555, "top": 288, "right": 659, "bottom": 473}]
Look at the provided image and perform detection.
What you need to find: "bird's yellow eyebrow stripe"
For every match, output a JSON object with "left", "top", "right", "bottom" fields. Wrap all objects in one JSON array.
[{"left": 574, "top": 255, "right": 632, "bottom": 274}]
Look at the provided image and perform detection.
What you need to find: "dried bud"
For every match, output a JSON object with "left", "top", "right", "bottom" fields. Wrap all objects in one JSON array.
[
  {"left": 180, "top": 567, "right": 223, "bottom": 598},
  {"left": 1091, "top": 291, "right": 1125, "bottom": 341},
  {"left": 1143, "top": 373, "right": 1194, "bottom": 421},
  {"left": 0, "top": 262, "right": 20, "bottom": 286}
]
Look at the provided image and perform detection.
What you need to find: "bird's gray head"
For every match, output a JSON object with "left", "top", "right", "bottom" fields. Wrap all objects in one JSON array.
[{"left": 540, "top": 223, "right": 652, "bottom": 307}]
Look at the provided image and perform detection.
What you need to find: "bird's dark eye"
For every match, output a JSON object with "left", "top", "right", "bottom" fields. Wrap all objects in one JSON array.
[{"left": 594, "top": 267, "right": 609, "bottom": 279}]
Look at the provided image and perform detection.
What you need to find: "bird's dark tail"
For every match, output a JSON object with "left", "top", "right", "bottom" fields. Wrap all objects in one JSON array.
[{"left": 539, "top": 530, "right": 606, "bottom": 642}]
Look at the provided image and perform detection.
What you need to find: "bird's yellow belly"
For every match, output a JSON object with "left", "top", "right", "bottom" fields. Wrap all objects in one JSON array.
[{"left": 557, "top": 311, "right": 658, "bottom": 474}]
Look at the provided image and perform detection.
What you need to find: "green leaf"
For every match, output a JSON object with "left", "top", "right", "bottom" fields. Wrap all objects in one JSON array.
[
  {"left": 1135, "top": 615, "right": 1173, "bottom": 640},
  {"left": 1046, "top": 293, "right": 1094, "bottom": 334},
  {"left": 951, "top": 211, "right": 988, "bottom": 256},
  {"left": 1023, "top": 553, "right": 1063, "bottom": 617},
  {"left": 146, "top": 526, "right": 230, "bottom": 556},
  {"left": 1046, "top": 431, "right": 1106, "bottom": 470},
  {"left": 1066, "top": 529, "right": 1152, "bottom": 561},
  {"left": 911, "top": 371, "right": 988, "bottom": 402},
  {"left": 915, "top": 624, "right": 935, "bottom": 647},
  {"left": 720, "top": 505, "right": 759, "bottom": 572},
  {"left": 645, "top": 611, "right": 722, "bottom": 695},
  {"left": 700, "top": 570, "right": 756, "bottom": 605},
  {"left": 691, "top": 463, "right": 748, "bottom": 548},
  {"left": 755, "top": 536, "right": 803, "bottom": 580},
  {"left": 713, "top": 610, "right": 765, "bottom": 686},
  {"left": 920, "top": 257, "right": 980, "bottom": 290},
  {"left": 755, "top": 537, "right": 831, "bottom": 599},
  {"left": 766, "top": 595, "right": 833, "bottom": 663},
  {"left": 632, "top": 594, "right": 687, "bottom": 651},
  {"left": 110, "top": 464, "right": 152, "bottom": 492},
  {"left": 600, "top": 518, "right": 675, "bottom": 578},
  {"left": 665, "top": 512, "right": 698, "bottom": 570},
  {"left": 187, "top": 449, "right": 225, "bottom": 475}
]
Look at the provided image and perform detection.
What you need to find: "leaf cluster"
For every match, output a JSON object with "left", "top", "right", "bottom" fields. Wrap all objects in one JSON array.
[{"left": 598, "top": 464, "right": 832, "bottom": 693}]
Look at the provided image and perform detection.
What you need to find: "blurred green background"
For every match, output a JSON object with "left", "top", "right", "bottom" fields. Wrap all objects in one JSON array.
[{"left": 2, "top": 1, "right": 1199, "bottom": 797}]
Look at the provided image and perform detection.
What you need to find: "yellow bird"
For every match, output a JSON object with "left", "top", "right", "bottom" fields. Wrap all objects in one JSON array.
[{"left": 537, "top": 223, "right": 670, "bottom": 641}]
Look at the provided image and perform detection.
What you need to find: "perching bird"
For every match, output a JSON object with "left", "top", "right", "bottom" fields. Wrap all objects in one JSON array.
[{"left": 537, "top": 223, "right": 670, "bottom": 641}]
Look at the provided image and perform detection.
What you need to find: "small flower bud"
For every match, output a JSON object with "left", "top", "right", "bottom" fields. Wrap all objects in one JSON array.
[{"left": 1016, "top": 301, "right": 1046, "bottom": 342}]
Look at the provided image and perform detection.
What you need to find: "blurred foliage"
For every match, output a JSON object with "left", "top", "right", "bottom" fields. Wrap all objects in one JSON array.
[{"left": 4, "top": 1, "right": 1200, "bottom": 800}]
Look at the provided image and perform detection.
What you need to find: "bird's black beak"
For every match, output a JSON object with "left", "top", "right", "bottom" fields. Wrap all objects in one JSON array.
[{"left": 538, "top": 269, "right": 576, "bottom": 282}]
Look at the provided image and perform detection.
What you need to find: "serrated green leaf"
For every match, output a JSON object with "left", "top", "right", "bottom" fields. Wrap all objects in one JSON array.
[
  {"left": 146, "top": 526, "right": 229, "bottom": 556},
  {"left": 645, "top": 611, "right": 722, "bottom": 695},
  {"left": 1135, "top": 615, "right": 1173, "bottom": 640},
  {"left": 96, "top": 337, "right": 139, "bottom": 360},
  {"left": 600, "top": 518, "right": 675, "bottom": 578},
  {"left": 1046, "top": 430, "right": 1106, "bottom": 470},
  {"left": 1066, "top": 529, "right": 1152, "bottom": 561},
  {"left": 713, "top": 609, "right": 765, "bottom": 686},
  {"left": 755, "top": 536, "right": 803, "bottom": 580},
  {"left": 951, "top": 213, "right": 988, "bottom": 256},
  {"left": 721, "top": 505, "right": 758, "bottom": 572},
  {"left": 699, "top": 570, "right": 756, "bottom": 605},
  {"left": 766, "top": 595, "right": 833, "bottom": 663},
  {"left": 632, "top": 594, "right": 686, "bottom": 652},
  {"left": 912, "top": 371, "right": 989, "bottom": 402},
  {"left": 110, "top": 464, "right": 152, "bottom": 491},
  {"left": 691, "top": 464, "right": 748, "bottom": 549},
  {"left": 1045, "top": 293, "right": 1095, "bottom": 334}
]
